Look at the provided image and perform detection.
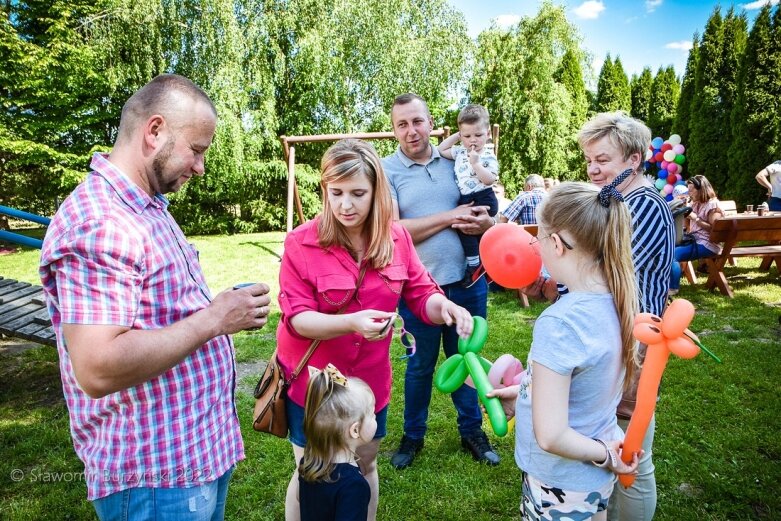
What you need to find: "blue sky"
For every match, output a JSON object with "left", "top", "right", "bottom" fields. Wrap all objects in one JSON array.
[{"left": 447, "top": 0, "right": 778, "bottom": 82}]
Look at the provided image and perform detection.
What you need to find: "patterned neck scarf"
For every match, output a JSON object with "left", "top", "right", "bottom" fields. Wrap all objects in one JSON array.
[{"left": 598, "top": 168, "right": 633, "bottom": 207}]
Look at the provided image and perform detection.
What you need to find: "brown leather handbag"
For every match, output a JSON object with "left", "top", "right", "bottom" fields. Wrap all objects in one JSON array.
[{"left": 252, "top": 265, "right": 368, "bottom": 437}]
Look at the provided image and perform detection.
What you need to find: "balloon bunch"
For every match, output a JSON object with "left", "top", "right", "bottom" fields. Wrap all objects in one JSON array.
[
  {"left": 645, "top": 134, "right": 687, "bottom": 202},
  {"left": 434, "top": 316, "right": 509, "bottom": 437},
  {"left": 619, "top": 298, "right": 719, "bottom": 488},
  {"left": 479, "top": 224, "right": 543, "bottom": 289}
]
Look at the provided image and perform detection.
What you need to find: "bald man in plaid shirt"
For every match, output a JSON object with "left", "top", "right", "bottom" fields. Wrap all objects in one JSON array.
[{"left": 40, "top": 75, "right": 271, "bottom": 520}]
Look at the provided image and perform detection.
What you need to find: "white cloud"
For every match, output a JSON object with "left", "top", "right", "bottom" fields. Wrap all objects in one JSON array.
[
  {"left": 572, "top": 1, "right": 605, "bottom": 20},
  {"left": 665, "top": 40, "right": 694, "bottom": 51},
  {"left": 645, "top": 0, "right": 663, "bottom": 12},
  {"left": 493, "top": 14, "right": 521, "bottom": 29},
  {"left": 740, "top": 0, "right": 779, "bottom": 9}
]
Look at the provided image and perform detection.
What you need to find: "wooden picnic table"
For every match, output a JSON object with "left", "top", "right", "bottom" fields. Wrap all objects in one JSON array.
[
  {"left": 702, "top": 212, "right": 781, "bottom": 298},
  {"left": 0, "top": 276, "right": 55, "bottom": 346}
]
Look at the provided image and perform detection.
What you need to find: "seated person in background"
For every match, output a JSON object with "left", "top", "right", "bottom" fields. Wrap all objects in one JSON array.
[
  {"left": 543, "top": 177, "right": 557, "bottom": 191},
  {"left": 669, "top": 175, "right": 724, "bottom": 294},
  {"left": 499, "top": 174, "right": 547, "bottom": 225},
  {"left": 755, "top": 160, "right": 781, "bottom": 211},
  {"left": 492, "top": 181, "right": 512, "bottom": 215},
  {"left": 438, "top": 104, "right": 499, "bottom": 285}
]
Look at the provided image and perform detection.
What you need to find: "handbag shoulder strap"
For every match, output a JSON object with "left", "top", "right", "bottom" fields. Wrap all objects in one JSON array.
[{"left": 288, "top": 263, "right": 369, "bottom": 382}]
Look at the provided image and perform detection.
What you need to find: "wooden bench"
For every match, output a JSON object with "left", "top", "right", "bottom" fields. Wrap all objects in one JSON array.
[{"left": 681, "top": 214, "right": 781, "bottom": 298}]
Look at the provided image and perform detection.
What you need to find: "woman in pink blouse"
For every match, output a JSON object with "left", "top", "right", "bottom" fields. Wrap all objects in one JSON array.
[
  {"left": 278, "top": 139, "right": 473, "bottom": 521},
  {"left": 669, "top": 174, "right": 724, "bottom": 293}
]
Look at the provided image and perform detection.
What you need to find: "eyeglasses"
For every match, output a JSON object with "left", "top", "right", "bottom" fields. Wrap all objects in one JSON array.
[
  {"left": 380, "top": 315, "right": 416, "bottom": 359},
  {"left": 529, "top": 232, "right": 574, "bottom": 250}
]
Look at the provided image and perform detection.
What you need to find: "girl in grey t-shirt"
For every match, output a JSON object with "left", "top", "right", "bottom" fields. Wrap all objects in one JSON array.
[{"left": 490, "top": 182, "right": 643, "bottom": 520}]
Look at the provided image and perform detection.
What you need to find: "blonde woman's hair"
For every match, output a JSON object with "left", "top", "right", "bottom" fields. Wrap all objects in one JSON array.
[
  {"left": 577, "top": 112, "right": 651, "bottom": 173},
  {"left": 537, "top": 182, "right": 639, "bottom": 390},
  {"left": 318, "top": 139, "right": 394, "bottom": 268},
  {"left": 300, "top": 371, "right": 375, "bottom": 483}
]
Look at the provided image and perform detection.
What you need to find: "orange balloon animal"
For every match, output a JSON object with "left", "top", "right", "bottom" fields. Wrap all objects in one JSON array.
[{"left": 619, "top": 299, "right": 701, "bottom": 488}]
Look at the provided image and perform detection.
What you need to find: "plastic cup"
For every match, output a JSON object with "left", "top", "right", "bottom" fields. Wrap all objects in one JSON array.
[{"left": 746, "top": 205, "right": 754, "bottom": 214}]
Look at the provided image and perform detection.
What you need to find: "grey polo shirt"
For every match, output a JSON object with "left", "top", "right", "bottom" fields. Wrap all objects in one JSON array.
[{"left": 382, "top": 145, "right": 465, "bottom": 285}]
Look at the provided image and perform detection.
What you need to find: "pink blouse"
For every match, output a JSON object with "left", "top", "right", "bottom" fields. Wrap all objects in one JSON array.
[
  {"left": 276, "top": 218, "right": 442, "bottom": 411},
  {"left": 689, "top": 198, "right": 721, "bottom": 253}
]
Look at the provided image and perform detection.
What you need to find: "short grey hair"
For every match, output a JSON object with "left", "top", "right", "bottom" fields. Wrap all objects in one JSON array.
[{"left": 525, "top": 174, "right": 545, "bottom": 189}]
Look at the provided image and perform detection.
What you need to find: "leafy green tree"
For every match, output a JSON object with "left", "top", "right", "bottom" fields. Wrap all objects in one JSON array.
[
  {"left": 647, "top": 66, "right": 680, "bottom": 139},
  {"left": 673, "top": 33, "right": 699, "bottom": 148},
  {"left": 630, "top": 67, "right": 653, "bottom": 124},
  {"left": 555, "top": 47, "right": 589, "bottom": 175},
  {"left": 469, "top": 2, "right": 587, "bottom": 191},
  {"left": 728, "top": 4, "right": 779, "bottom": 205},
  {"left": 0, "top": 1, "right": 110, "bottom": 224}
]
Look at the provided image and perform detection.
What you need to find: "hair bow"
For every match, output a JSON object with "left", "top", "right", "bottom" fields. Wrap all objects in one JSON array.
[
  {"left": 309, "top": 363, "right": 348, "bottom": 387},
  {"left": 598, "top": 168, "right": 632, "bottom": 207}
]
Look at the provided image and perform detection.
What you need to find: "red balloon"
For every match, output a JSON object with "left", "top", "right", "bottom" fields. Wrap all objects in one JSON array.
[
  {"left": 667, "top": 174, "right": 677, "bottom": 184},
  {"left": 654, "top": 152, "right": 664, "bottom": 162},
  {"left": 661, "top": 143, "right": 673, "bottom": 152},
  {"left": 479, "top": 224, "right": 542, "bottom": 288}
]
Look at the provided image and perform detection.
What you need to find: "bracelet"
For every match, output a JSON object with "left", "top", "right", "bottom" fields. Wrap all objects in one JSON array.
[{"left": 591, "top": 439, "right": 617, "bottom": 469}]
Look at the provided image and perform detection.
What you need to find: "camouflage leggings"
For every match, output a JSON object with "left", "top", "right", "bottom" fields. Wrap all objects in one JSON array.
[{"left": 521, "top": 472, "right": 613, "bottom": 521}]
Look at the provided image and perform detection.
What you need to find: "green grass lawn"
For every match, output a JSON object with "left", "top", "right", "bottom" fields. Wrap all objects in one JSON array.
[{"left": 1, "top": 231, "right": 780, "bottom": 520}]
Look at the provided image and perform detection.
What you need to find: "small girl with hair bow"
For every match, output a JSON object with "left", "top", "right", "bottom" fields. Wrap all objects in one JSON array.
[
  {"left": 298, "top": 364, "right": 377, "bottom": 521},
  {"left": 490, "top": 181, "right": 642, "bottom": 520}
]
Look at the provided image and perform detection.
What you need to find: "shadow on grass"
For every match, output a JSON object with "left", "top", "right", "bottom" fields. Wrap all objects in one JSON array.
[{"left": 239, "top": 241, "right": 284, "bottom": 260}]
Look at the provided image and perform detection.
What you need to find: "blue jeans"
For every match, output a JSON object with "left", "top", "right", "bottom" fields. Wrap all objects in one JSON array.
[
  {"left": 398, "top": 278, "right": 488, "bottom": 439},
  {"left": 669, "top": 242, "right": 718, "bottom": 290},
  {"left": 769, "top": 197, "right": 781, "bottom": 212},
  {"left": 92, "top": 467, "right": 234, "bottom": 521}
]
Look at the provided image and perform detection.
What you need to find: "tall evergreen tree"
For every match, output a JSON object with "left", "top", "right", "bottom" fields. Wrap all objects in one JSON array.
[
  {"left": 772, "top": 6, "right": 781, "bottom": 159},
  {"left": 612, "top": 57, "right": 632, "bottom": 112},
  {"left": 648, "top": 66, "right": 680, "bottom": 138},
  {"left": 630, "top": 67, "right": 653, "bottom": 123},
  {"left": 673, "top": 33, "right": 699, "bottom": 148},
  {"left": 594, "top": 54, "right": 615, "bottom": 112},
  {"left": 728, "top": 4, "right": 778, "bottom": 205},
  {"left": 689, "top": 7, "right": 747, "bottom": 195}
]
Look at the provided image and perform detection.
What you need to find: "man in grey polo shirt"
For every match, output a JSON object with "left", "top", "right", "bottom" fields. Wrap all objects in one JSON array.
[{"left": 382, "top": 93, "right": 499, "bottom": 470}]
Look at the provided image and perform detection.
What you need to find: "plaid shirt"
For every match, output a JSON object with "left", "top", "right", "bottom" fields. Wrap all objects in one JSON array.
[
  {"left": 40, "top": 153, "right": 244, "bottom": 500},
  {"left": 501, "top": 188, "right": 547, "bottom": 225}
]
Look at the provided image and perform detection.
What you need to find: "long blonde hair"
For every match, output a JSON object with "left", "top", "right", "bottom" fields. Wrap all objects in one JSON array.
[
  {"left": 299, "top": 369, "right": 374, "bottom": 483},
  {"left": 538, "top": 182, "right": 639, "bottom": 390},
  {"left": 318, "top": 139, "right": 394, "bottom": 268}
]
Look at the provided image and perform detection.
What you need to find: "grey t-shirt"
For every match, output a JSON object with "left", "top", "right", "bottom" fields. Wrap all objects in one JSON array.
[
  {"left": 515, "top": 292, "right": 625, "bottom": 491},
  {"left": 383, "top": 146, "right": 465, "bottom": 285}
]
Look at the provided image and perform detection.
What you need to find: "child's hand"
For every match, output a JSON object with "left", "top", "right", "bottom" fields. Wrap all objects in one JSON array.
[
  {"left": 608, "top": 440, "right": 643, "bottom": 476},
  {"left": 486, "top": 385, "right": 519, "bottom": 419},
  {"left": 468, "top": 146, "right": 480, "bottom": 165}
]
